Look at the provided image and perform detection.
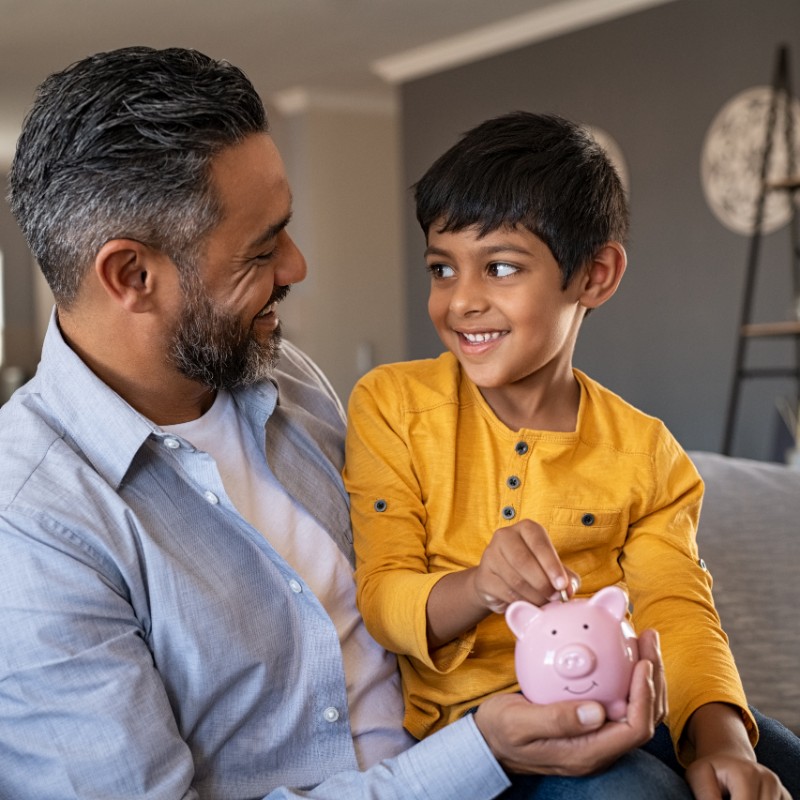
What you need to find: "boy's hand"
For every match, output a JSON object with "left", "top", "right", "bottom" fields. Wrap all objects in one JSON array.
[
  {"left": 473, "top": 628, "right": 665, "bottom": 776},
  {"left": 472, "top": 519, "right": 579, "bottom": 613},
  {"left": 686, "top": 755, "right": 790, "bottom": 799},
  {"left": 684, "top": 703, "right": 790, "bottom": 799}
]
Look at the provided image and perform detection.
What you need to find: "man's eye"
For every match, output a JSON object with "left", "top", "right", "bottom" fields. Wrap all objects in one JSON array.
[
  {"left": 489, "top": 262, "right": 518, "bottom": 278},
  {"left": 253, "top": 249, "right": 277, "bottom": 264},
  {"left": 426, "top": 263, "right": 455, "bottom": 279}
]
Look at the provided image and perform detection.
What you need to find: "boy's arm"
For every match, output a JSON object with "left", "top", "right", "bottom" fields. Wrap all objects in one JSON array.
[
  {"left": 426, "top": 522, "right": 576, "bottom": 648},
  {"left": 345, "top": 374, "right": 572, "bottom": 661},
  {"left": 619, "top": 431, "right": 757, "bottom": 759},
  {"left": 683, "top": 703, "right": 789, "bottom": 798}
]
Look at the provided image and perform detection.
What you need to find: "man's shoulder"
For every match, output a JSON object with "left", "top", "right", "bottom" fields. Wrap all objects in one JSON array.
[
  {"left": 262, "top": 339, "right": 346, "bottom": 428},
  {"left": 0, "top": 384, "right": 78, "bottom": 504}
]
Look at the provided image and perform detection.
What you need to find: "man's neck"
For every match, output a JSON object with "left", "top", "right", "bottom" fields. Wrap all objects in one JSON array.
[{"left": 58, "top": 308, "right": 217, "bottom": 425}]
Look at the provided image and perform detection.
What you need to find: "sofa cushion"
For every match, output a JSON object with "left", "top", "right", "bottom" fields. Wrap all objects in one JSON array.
[{"left": 688, "top": 451, "right": 800, "bottom": 734}]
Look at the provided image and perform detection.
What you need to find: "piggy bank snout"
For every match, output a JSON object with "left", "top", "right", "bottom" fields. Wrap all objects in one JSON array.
[{"left": 554, "top": 643, "right": 596, "bottom": 678}]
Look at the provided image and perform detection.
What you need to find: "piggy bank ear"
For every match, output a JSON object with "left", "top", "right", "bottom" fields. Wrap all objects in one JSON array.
[
  {"left": 505, "top": 601, "right": 542, "bottom": 638},
  {"left": 587, "top": 586, "right": 629, "bottom": 620}
]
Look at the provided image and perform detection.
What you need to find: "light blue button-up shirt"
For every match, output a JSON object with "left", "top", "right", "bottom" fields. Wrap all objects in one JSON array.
[{"left": 0, "top": 316, "right": 509, "bottom": 800}]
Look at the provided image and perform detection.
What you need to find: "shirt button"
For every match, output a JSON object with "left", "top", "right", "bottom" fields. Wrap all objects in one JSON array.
[
  {"left": 581, "top": 513, "right": 595, "bottom": 526},
  {"left": 506, "top": 475, "right": 521, "bottom": 489},
  {"left": 698, "top": 558, "right": 707, "bottom": 571},
  {"left": 514, "top": 441, "right": 529, "bottom": 455},
  {"left": 323, "top": 706, "right": 340, "bottom": 722},
  {"left": 289, "top": 579, "right": 303, "bottom": 593},
  {"left": 501, "top": 505, "right": 516, "bottom": 520},
  {"left": 164, "top": 437, "right": 180, "bottom": 449},
  {"left": 203, "top": 490, "right": 219, "bottom": 505}
]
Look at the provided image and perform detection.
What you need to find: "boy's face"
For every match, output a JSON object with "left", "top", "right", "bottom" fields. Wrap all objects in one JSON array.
[{"left": 425, "top": 222, "right": 586, "bottom": 391}]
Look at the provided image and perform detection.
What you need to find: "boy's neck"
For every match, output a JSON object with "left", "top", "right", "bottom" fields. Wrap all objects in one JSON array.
[{"left": 478, "top": 368, "right": 581, "bottom": 433}]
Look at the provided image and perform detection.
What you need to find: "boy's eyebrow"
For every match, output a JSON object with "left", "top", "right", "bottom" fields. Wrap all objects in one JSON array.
[{"left": 424, "top": 242, "right": 534, "bottom": 258}]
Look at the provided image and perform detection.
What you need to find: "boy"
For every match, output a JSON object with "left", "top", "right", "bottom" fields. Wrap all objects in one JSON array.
[{"left": 344, "top": 112, "right": 798, "bottom": 798}]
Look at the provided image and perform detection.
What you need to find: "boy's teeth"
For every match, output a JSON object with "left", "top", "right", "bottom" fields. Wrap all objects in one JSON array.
[{"left": 463, "top": 331, "right": 502, "bottom": 343}]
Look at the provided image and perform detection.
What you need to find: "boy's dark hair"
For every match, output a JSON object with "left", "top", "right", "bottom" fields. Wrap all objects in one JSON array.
[
  {"left": 8, "top": 46, "right": 268, "bottom": 307},
  {"left": 414, "top": 111, "right": 629, "bottom": 288}
]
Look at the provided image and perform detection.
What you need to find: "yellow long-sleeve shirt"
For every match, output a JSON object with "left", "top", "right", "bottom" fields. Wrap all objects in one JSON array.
[{"left": 344, "top": 353, "right": 756, "bottom": 759}]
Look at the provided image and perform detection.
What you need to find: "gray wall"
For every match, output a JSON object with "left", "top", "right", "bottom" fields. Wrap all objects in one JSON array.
[
  {"left": 401, "top": 0, "right": 800, "bottom": 461},
  {"left": 0, "top": 171, "right": 38, "bottom": 378}
]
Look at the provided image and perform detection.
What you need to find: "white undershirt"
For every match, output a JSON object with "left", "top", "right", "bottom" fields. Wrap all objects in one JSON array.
[{"left": 163, "top": 390, "right": 413, "bottom": 769}]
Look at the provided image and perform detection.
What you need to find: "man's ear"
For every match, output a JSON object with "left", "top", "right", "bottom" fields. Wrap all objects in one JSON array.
[
  {"left": 578, "top": 242, "right": 627, "bottom": 311},
  {"left": 93, "top": 239, "right": 169, "bottom": 313}
]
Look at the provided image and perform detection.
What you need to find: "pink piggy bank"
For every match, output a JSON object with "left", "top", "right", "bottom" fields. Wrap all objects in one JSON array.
[{"left": 505, "top": 586, "right": 638, "bottom": 721}]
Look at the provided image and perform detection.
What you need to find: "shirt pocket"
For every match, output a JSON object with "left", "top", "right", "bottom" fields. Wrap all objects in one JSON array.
[{"left": 547, "top": 506, "right": 626, "bottom": 586}]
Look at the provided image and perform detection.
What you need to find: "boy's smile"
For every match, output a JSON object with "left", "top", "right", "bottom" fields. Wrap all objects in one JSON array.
[{"left": 425, "top": 222, "right": 587, "bottom": 425}]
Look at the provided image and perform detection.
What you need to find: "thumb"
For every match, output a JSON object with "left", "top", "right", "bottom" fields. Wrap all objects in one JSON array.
[{"left": 576, "top": 701, "right": 607, "bottom": 729}]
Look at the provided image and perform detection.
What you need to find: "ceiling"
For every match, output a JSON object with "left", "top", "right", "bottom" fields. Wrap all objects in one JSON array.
[{"left": 0, "top": 0, "right": 672, "bottom": 162}]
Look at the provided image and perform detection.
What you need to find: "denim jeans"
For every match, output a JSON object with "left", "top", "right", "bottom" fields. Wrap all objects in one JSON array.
[{"left": 500, "top": 707, "right": 800, "bottom": 799}]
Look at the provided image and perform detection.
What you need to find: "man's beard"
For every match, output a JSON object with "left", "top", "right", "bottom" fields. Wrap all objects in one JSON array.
[{"left": 169, "top": 271, "right": 289, "bottom": 391}]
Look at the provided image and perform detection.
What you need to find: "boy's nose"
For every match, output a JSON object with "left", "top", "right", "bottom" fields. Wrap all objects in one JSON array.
[{"left": 449, "top": 276, "right": 488, "bottom": 316}]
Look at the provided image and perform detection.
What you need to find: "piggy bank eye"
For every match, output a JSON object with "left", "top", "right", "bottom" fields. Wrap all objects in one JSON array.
[
  {"left": 582, "top": 624, "right": 589, "bottom": 629},
  {"left": 550, "top": 629, "right": 558, "bottom": 635}
]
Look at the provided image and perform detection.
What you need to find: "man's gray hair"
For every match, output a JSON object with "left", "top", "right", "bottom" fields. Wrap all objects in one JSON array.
[{"left": 8, "top": 46, "right": 268, "bottom": 306}]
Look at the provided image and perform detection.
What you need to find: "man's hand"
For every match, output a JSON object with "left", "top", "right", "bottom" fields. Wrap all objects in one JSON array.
[
  {"left": 472, "top": 520, "right": 579, "bottom": 614},
  {"left": 473, "top": 628, "right": 666, "bottom": 776}
]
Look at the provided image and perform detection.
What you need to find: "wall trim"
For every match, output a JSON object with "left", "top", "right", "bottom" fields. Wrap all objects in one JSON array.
[
  {"left": 371, "top": 0, "right": 678, "bottom": 84},
  {"left": 271, "top": 86, "right": 398, "bottom": 117}
]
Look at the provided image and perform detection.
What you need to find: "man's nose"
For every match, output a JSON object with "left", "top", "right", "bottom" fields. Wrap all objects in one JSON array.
[{"left": 275, "top": 231, "right": 307, "bottom": 286}]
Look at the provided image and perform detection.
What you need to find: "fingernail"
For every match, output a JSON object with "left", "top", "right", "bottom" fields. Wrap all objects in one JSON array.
[
  {"left": 577, "top": 704, "right": 605, "bottom": 726},
  {"left": 553, "top": 575, "right": 567, "bottom": 590}
]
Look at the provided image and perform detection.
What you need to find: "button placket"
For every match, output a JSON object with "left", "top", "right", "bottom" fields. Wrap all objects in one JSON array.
[{"left": 502, "top": 441, "right": 530, "bottom": 522}]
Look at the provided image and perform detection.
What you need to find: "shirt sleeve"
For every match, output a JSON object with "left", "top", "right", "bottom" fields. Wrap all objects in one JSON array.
[
  {"left": 0, "top": 508, "right": 508, "bottom": 800},
  {"left": 344, "top": 371, "right": 476, "bottom": 674},
  {"left": 266, "top": 715, "right": 510, "bottom": 799},
  {"left": 619, "top": 431, "right": 757, "bottom": 762},
  {"left": 0, "top": 509, "right": 198, "bottom": 800}
]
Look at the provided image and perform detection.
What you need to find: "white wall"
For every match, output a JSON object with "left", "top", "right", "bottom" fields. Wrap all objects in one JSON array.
[{"left": 270, "top": 93, "right": 406, "bottom": 405}]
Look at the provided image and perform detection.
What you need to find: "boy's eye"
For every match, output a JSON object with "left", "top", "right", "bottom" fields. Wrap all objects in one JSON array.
[
  {"left": 426, "top": 263, "right": 455, "bottom": 279},
  {"left": 489, "top": 262, "right": 518, "bottom": 278}
]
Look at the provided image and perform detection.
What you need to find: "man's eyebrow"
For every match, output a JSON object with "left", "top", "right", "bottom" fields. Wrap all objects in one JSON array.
[{"left": 248, "top": 211, "right": 293, "bottom": 249}]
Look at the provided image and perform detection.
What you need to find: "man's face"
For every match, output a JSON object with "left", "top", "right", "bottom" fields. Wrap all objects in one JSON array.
[{"left": 168, "top": 134, "right": 306, "bottom": 389}]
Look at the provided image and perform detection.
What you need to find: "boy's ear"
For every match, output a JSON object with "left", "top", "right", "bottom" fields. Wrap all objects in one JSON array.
[
  {"left": 578, "top": 242, "right": 627, "bottom": 311},
  {"left": 93, "top": 239, "right": 171, "bottom": 313}
]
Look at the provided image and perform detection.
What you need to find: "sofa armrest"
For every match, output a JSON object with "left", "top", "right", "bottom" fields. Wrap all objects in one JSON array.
[{"left": 688, "top": 451, "right": 800, "bottom": 734}]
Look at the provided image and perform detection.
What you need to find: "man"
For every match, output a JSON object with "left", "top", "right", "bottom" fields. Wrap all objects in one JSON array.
[{"left": 0, "top": 47, "right": 666, "bottom": 799}]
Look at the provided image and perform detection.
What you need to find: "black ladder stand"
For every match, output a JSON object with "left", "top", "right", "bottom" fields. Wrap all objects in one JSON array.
[{"left": 721, "top": 44, "right": 800, "bottom": 456}]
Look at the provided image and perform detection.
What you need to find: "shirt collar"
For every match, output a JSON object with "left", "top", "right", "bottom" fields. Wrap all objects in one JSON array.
[{"left": 37, "top": 311, "right": 280, "bottom": 490}]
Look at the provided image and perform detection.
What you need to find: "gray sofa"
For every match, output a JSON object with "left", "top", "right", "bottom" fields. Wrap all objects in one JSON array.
[{"left": 688, "top": 451, "right": 800, "bottom": 734}]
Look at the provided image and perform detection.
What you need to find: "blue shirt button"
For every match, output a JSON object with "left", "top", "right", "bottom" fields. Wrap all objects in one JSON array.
[
  {"left": 502, "top": 506, "right": 516, "bottom": 520},
  {"left": 514, "top": 441, "right": 529, "bottom": 455}
]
